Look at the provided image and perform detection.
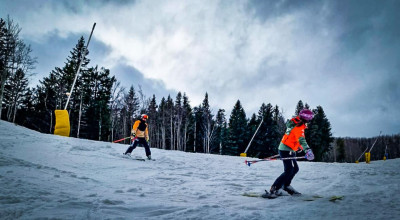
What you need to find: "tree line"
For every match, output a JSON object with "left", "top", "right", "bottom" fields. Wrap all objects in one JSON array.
[
  {"left": 326, "top": 135, "right": 400, "bottom": 163},
  {"left": 3, "top": 16, "right": 396, "bottom": 163}
]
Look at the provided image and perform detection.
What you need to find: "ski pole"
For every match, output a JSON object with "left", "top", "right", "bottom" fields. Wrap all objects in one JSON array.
[
  {"left": 113, "top": 137, "right": 130, "bottom": 143},
  {"left": 244, "top": 154, "right": 279, "bottom": 166},
  {"left": 245, "top": 155, "right": 311, "bottom": 166}
]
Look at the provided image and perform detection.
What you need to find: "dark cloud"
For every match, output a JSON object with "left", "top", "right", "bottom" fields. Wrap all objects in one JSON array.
[
  {"left": 246, "top": 0, "right": 322, "bottom": 22},
  {"left": 25, "top": 32, "right": 112, "bottom": 84},
  {"left": 110, "top": 63, "right": 176, "bottom": 101}
]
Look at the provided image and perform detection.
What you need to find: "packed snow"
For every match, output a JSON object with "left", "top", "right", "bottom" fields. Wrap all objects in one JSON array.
[{"left": 1, "top": 120, "right": 399, "bottom": 219}]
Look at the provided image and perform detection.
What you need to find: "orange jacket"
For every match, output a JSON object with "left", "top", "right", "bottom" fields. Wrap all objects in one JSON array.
[
  {"left": 280, "top": 117, "right": 308, "bottom": 151},
  {"left": 131, "top": 120, "right": 149, "bottom": 140}
]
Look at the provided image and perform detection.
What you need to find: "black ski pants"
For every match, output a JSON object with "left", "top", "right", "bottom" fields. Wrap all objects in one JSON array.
[
  {"left": 125, "top": 138, "right": 151, "bottom": 157},
  {"left": 272, "top": 150, "right": 299, "bottom": 190}
]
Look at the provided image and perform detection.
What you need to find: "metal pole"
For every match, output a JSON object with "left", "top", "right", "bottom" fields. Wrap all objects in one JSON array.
[
  {"left": 64, "top": 23, "right": 96, "bottom": 110},
  {"left": 356, "top": 146, "right": 369, "bottom": 162},
  {"left": 356, "top": 131, "right": 382, "bottom": 162},
  {"left": 368, "top": 131, "right": 382, "bottom": 153},
  {"left": 244, "top": 118, "right": 263, "bottom": 154},
  {"left": 384, "top": 145, "right": 388, "bottom": 155}
]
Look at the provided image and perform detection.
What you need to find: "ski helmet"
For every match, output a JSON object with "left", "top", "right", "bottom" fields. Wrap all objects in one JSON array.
[
  {"left": 141, "top": 114, "right": 148, "bottom": 120},
  {"left": 299, "top": 109, "right": 314, "bottom": 122}
]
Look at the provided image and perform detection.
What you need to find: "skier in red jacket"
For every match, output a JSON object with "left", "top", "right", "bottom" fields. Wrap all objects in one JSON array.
[{"left": 262, "top": 109, "right": 315, "bottom": 199}]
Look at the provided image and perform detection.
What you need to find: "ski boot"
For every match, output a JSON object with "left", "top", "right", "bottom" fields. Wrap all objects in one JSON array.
[
  {"left": 147, "top": 155, "right": 152, "bottom": 160},
  {"left": 262, "top": 186, "right": 279, "bottom": 199},
  {"left": 283, "top": 185, "right": 301, "bottom": 196}
]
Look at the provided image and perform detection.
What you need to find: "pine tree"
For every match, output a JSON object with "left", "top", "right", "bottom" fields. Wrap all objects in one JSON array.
[
  {"left": 295, "top": 100, "right": 304, "bottom": 116},
  {"left": 336, "top": 137, "right": 346, "bottom": 162},
  {"left": 147, "top": 95, "right": 158, "bottom": 148},
  {"left": 306, "top": 106, "right": 334, "bottom": 161},
  {"left": 246, "top": 113, "right": 259, "bottom": 157},
  {"left": 273, "top": 105, "right": 286, "bottom": 137},
  {"left": 159, "top": 97, "right": 167, "bottom": 150},
  {"left": 226, "top": 100, "right": 247, "bottom": 156},
  {"left": 215, "top": 109, "right": 227, "bottom": 155},
  {"left": 17, "top": 87, "right": 34, "bottom": 127},
  {"left": 193, "top": 105, "right": 203, "bottom": 153},
  {"left": 251, "top": 103, "right": 279, "bottom": 158},
  {"left": 182, "top": 93, "right": 193, "bottom": 152},
  {"left": 201, "top": 92, "right": 214, "bottom": 153},
  {"left": 166, "top": 95, "right": 174, "bottom": 150},
  {"left": 123, "top": 86, "right": 140, "bottom": 137},
  {"left": 33, "top": 72, "right": 59, "bottom": 133},
  {"left": 174, "top": 92, "right": 183, "bottom": 150},
  {"left": 79, "top": 66, "right": 115, "bottom": 140},
  {"left": 63, "top": 37, "right": 90, "bottom": 137}
]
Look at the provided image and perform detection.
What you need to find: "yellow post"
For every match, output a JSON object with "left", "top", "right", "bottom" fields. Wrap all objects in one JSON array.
[
  {"left": 355, "top": 160, "right": 359, "bottom": 163},
  {"left": 383, "top": 156, "right": 386, "bottom": 161},
  {"left": 365, "top": 152, "right": 371, "bottom": 164},
  {"left": 240, "top": 153, "right": 247, "bottom": 157},
  {"left": 54, "top": 110, "right": 70, "bottom": 137}
]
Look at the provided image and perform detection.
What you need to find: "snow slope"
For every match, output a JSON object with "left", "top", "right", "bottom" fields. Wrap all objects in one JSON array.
[{"left": 1, "top": 120, "right": 399, "bottom": 219}]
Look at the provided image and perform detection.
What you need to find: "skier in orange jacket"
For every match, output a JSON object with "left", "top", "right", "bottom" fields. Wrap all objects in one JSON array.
[
  {"left": 123, "top": 114, "right": 152, "bottom": 160},
  {"left": 262, "top": 109, "right": 314, "bottom": 199}
]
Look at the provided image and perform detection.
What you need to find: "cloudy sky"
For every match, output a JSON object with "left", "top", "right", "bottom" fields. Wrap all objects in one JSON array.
[{"left": 1, "top": 0, "right": 399, "bottom": 138}]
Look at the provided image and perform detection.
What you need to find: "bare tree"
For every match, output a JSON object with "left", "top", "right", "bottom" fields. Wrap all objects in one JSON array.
[
  {"left": 109, "top": 80, "right": 125, "bottom": 142},
  {"left": 0, "top": 16, "right": 36, "bottom": 121},
  {"left": 0, "top": 17, "right": 18, "bottom": 119}
]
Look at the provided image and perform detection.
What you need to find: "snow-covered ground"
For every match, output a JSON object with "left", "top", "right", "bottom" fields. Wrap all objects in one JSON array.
[{"left": 1, "top": 120, "right": 399, "bottom": 220}]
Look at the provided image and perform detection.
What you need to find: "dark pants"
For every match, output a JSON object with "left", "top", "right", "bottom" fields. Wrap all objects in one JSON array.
[
  {"left": 124, "top": 138, "right": 151, "bottom": 157},
  {"left": 272, "top": 150, "right": 299, "bottom": 190}
]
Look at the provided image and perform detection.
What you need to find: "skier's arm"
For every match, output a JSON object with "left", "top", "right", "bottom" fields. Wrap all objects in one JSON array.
[
  {"left": 298, "top": 137, "right": 310, "bottom": 151},
  {"left": 145, "top": 125, "right": 149, "bottom": 142}
]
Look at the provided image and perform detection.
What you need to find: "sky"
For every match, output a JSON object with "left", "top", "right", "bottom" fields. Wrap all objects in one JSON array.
[{"left": 1, "top": 0, "right": 399, "bottom": 138}]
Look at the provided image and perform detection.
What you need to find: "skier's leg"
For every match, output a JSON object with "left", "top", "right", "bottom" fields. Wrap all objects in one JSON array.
[
  {"left": 264, "top": 151, "right": 293, "bottom": 198},
  {"left": 271, "top": 151, "right": 293, "bottom": 190},
  {"left": 143, "top": 140, "right": 151, "bottom": 158},
  {"left": 285, "top": 159, "right": 299, "bottom": 187},
  {"left": 124, "top": 139, "right": 138, "bottom": 154},
  {"left": 283, "top": 157, "right": 301, "bottom": 195}
]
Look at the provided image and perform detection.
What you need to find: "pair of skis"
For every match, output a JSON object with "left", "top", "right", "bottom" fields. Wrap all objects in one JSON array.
[{"left": 123, "top": 154, "right": 154, "bottom": 161}]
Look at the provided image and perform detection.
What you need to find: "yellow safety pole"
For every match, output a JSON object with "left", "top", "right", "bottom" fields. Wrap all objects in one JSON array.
[
  {"left": 365, "top": 152, "right": 371, "bottom": 163},
  {"left": 54, "top": 109, "right": 70, "bottom": 137}
]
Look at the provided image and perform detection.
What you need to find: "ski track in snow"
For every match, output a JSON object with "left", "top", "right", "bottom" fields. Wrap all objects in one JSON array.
[{"left": 0, "top": 120, "right": 399, "bottom": 219}]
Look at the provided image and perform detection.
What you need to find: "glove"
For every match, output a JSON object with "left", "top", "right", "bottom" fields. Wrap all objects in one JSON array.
[{"left": 305, "top": 149, "right": 314, "bottom": 161}]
